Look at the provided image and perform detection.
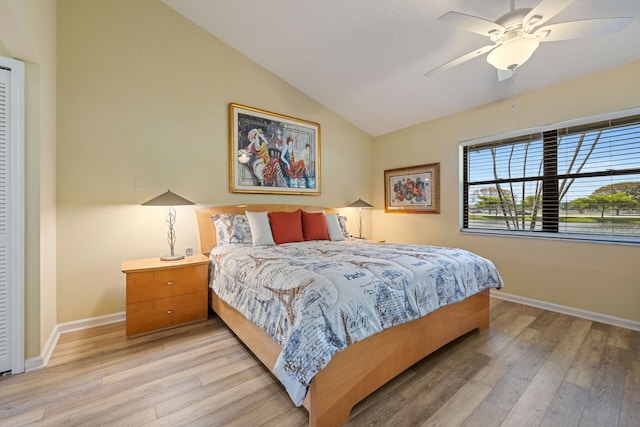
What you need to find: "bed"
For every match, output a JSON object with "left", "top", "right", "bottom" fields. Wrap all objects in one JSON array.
[{"left": 195, "top": 204, "right": 503, "bottom": 427}]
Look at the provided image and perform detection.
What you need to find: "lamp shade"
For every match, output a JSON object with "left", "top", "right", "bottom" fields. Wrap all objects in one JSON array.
[
  {"left": 141, "top": 190, "right": 194, "bottom": 206},
  {"left": 486, "top": 38, "right": 540, "bottom": 71},
  {"left": 347, "top": 198, "right": 373, "bottom": 208}
]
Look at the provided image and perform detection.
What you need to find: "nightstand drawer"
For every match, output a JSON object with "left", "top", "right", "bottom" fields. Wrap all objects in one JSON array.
[
  {"left": 126, "top": 264, "right": 208, "bottom": 304},
  {"left": 126, "top": 291, "right": 208, "bottom": 336}
]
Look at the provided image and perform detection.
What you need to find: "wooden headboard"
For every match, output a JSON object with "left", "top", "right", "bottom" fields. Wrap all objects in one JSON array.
[{"left": 194, "top": 204, "right": 337, "bottom": 255}]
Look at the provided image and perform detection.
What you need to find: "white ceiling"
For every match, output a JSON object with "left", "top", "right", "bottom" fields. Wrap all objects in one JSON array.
[{"left": 162, "top": 0, "right": 640, "bottom": 137}]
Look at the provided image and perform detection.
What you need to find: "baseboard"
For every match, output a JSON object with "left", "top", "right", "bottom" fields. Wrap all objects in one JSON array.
[
  {"left": 490, "top": 290, "right": 640, "bottom": 332},
  {"left": 25, "top": 311, "right": 126, "bottom": 372},
  {"left": 56, "top": 311, "right": 126, "bottom": 335},
  {"left": 24, "top": 355, "right": 44, "bottom": 372},
  {"left": 24, "top": 293, "right": 640, "bottom": 371}
]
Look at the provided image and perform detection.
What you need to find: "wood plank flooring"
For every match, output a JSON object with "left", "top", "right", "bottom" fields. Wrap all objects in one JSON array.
[{"left": 0, "top": 298, "right": 638, "bottom": 426}]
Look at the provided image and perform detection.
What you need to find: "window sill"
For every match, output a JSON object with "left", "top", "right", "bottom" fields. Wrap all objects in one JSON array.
[{"left": 460, "top": 228, "right": 640, "bottom": 246}]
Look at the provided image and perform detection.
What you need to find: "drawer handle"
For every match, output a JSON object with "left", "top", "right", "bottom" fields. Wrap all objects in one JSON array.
[
  {"left": 167, "top": 281, "right": 174, "bottom": 286},
  {"left": 167, "top": 310, "right": 174, "bottom": 314}
]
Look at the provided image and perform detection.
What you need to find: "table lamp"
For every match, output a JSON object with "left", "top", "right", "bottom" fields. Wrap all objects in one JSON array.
[
  {"left": 142, "top": 189, "right": 195, "bottom": 261},
  {"left": 348, "top": 198, "right": 373, "bottom": 239}
]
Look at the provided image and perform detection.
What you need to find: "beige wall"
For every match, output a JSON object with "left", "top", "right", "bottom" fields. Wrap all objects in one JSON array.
[
  {"left": 4, "top": 0, "right": 638, "bottom": 360},
  {"left": 373, "top": 61, "right": 640, "bottom": 323},
  {"left": 0, "top": 0, "right": 57, "bottom": 360},
  {"left": 56, "top": 0, "right": 372, "bottom": 323}
]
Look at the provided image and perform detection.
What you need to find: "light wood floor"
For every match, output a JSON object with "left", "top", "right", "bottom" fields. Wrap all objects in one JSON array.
[{"left": 0, "top": 298, "right": 638, "bottom": 426}]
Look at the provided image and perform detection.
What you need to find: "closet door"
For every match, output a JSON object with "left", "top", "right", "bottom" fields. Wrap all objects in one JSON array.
[
  {"left": 0, "top": 66, "right": 12, "bottom": 372},
  {"left": 0, "top": 58, "right": 25, "bottom": 374}
]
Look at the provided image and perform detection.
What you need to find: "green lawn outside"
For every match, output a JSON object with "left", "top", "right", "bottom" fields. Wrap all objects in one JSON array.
[{"left": 469, "top": 215, "right": 640, "bottom": 224}]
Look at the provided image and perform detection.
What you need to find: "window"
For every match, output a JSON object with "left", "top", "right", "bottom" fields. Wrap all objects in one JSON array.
[{"left": 462, "top": 110, "right": 640, "bottom": 244}]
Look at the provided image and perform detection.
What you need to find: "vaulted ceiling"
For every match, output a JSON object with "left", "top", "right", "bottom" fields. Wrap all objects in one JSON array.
[{"left": 162, "top": 0, "right": 640, "bottom": 136}]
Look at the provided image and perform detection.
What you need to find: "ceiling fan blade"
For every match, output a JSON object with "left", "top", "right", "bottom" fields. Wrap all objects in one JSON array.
[
  {"left": 439, "top": 11, "right": 505, "bottom": 36},
  {"left": 524, "top": 0, "right": 574, "bottom": 30},
  {"left": 535, "top": 17, "right": 633, "bottom": 42},
  {"left": 424, "top": 44, "right": 497, "bottom": 77}
]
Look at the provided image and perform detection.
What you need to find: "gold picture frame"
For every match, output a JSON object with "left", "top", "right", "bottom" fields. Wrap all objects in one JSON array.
[
  {"left": 384, "top": 163, "right": 440, "bottom": 214},
  {"left": 229, "top": 103, "right": 320, "bottom": 195}
]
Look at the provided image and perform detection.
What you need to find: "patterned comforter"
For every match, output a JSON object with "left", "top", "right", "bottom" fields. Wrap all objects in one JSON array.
[{"left": 210, "top": 240, "right": 503, "bottom": 406}]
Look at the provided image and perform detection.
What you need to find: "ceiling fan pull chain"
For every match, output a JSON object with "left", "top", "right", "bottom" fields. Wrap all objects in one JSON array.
[{"left": 510, "top": 69, "right": 517, "bottom": 112}]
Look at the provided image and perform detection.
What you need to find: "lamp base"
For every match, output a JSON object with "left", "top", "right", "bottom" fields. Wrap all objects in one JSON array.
[{"left": 160, "top": 254, "right": 185, "bottom": 261}]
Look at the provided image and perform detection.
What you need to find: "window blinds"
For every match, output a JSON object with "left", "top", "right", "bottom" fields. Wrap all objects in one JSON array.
[{"left": 463, "top": 113, "right": 640, "bottom": 242}]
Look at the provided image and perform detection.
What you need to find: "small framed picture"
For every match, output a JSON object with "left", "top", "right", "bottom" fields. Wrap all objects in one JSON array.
[
  {"left": 384, "top": 163, "right": 440, "bottom": 214},
  {"left": 229, "top": 103, "right": 320, "bottom": 195}
]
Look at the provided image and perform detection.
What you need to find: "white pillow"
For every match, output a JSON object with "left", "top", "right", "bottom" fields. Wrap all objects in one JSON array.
[
  {"left": 324, "top": 213, "right": 346, "bottom": 241},
  {"left": 245, "top": 211, "right": 275, "bottom": 246},
  {"left": 337, "top": 215, "right": 350, "bottom": 238}
]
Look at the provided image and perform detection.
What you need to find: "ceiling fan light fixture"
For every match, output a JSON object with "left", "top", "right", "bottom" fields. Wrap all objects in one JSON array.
[{"left": 486, "top": 37, "right": 540, "bottom": 70}]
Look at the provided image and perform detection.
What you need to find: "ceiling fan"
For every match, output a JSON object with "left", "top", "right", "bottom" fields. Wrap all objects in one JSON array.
[{"left": 424, "top": 0, "right": 633, "bottom": 81}]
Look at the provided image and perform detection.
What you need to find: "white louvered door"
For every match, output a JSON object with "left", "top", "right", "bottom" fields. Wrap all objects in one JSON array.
[
  {"left": 0, "top": 66, "right": 11, "bottom": 372},
  {"left": 0, "top": 57, "right": 25, "bottom": 374}
]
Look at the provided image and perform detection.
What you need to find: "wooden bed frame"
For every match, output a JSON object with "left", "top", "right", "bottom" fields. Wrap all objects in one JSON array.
[{"left": 195, "top": 204, "right": 490, "bottom": 427}]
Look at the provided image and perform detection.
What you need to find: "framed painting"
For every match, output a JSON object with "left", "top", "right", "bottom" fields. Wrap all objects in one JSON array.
[
  {"left": 230, "top": 103, "right": 320, "bottom": 195},
  {"left": 384, "top": 163, "right": 440, "bottom": 214}
]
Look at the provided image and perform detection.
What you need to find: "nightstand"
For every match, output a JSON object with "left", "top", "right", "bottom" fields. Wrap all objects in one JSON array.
[{"left": 121, "top": 254, "right": 210, "bottom": 337}]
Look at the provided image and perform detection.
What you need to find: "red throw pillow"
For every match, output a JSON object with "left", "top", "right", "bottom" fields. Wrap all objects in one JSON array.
[
  {"left": 301, "top": 211, "right": 330, "bottom": 241},
  {"left": 268, "top": 210, "right": 304, "bottom": 244}
]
